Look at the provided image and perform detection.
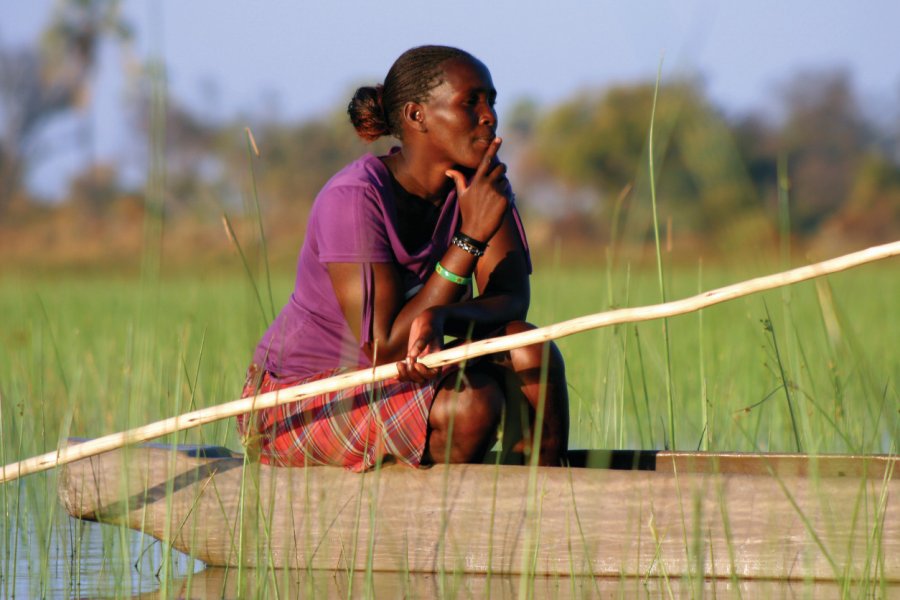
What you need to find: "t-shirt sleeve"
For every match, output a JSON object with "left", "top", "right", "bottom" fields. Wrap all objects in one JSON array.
[{"left": 314, "top": 184, "right": 394, "bottom": 264}]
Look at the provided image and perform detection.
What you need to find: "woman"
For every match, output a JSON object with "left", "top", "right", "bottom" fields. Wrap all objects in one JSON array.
[{"left": 239, "top": 45, "right": 568, "bottom": 471}]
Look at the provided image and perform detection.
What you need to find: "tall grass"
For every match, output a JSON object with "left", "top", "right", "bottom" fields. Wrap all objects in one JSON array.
[
  {"left": 0, "top": 258, "right": 897, "bottom": 596},
  {"left": 646, "top": 59, "right": 677, "bottom": 451},
  {"left": 527, "top": 262, "right": 899, "bottom": 453}
]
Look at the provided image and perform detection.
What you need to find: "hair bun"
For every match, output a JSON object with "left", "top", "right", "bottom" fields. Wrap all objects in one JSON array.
[{"left": 348, "top": 84, "right": 389, "bottom": 142}]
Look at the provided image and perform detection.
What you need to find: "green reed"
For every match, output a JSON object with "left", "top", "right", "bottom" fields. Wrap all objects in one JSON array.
[
  {"left": 646, "top": 58, "right": 677, "bottom": 451},
  {"left": 0, "top": 256, "right": 897, "bottom": 596}
]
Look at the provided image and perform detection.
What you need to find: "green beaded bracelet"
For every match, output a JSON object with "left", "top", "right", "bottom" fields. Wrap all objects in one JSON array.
[{"left": 435, "top": 262, "right": 471, "bottom": 285}]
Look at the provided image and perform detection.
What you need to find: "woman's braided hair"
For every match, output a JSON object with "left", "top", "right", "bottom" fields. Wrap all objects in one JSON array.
[{"left": 348, "top": 45, "right": 474, "bottom": 142}]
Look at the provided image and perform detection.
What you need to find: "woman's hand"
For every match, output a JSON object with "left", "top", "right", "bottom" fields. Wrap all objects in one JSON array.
[
  {"left": 445, "top": 137, "right": 510, "bottom": 244},
  {"left": 396, "top": 308, "right": 445, "bottom": 383}
]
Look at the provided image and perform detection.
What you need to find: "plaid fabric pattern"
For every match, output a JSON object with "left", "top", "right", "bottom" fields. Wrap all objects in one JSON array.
[{"left": 237, "top": 365, "right": 437, "bottom": 472}]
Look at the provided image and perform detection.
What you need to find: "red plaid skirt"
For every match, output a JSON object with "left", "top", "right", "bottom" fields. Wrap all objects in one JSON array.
[{"left": 237, "top": 364, "right": 438, "bottom": 472}]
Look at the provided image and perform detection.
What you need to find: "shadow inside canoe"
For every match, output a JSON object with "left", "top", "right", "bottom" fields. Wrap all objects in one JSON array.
[{"left": 91, "top": 450, "right": 244, "bottom": 520}]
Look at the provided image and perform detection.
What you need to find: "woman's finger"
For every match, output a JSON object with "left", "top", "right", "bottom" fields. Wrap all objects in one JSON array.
[
  {"left": 410, "top": 358, "right": 440, "bottom": 381},
  {"left": 445, "top": 168, "right": 467, "bottom": 196},
  {"left": 473, "top": 136, "right": 502, "bottom": 179},
  {"left": 396, "top": 359, "right": 413, "bottom": 382},
  {"left": 486, "top": 161, "right": 508, "bottom": 186},
  {"left": 398, "top": 357, "right": 425, "bottom": 384}
]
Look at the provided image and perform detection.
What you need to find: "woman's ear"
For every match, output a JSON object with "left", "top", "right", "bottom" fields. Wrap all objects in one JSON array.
[{"left": 402, "top": 102, "right": 427, "bottom": 133}]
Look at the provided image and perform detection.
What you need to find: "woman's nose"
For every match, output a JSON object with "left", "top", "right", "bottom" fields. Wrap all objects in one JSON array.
[{"left": 479, "top": 107, "right": 496, "bottom": 127}]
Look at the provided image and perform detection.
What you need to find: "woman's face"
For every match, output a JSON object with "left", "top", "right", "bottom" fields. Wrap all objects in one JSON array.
[{"left": 420, "top": 57, "right": 498, "bottom": 169}]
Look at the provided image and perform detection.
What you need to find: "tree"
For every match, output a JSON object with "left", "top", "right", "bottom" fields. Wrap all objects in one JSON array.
[
  {"left": 248, "top": 107, "right": 392, "bottom": 212},
  {"left": 818, "top": 153, "right": 900, "bottom": 247},
  {"left": 0, "top": 0, "right": 129, "bottom": 213},
  {"left": 778, "top": 69, "right": 872, "bottom": 233},
  {"left": 130, "top": 70, "right": 225, "bottom": 216},
  {"left": 526, "top": 80, "right": 757, "bottom": 241}
]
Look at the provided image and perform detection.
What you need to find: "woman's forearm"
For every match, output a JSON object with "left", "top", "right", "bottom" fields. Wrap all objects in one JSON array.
[
  {"left": 367, "top": 246, "right": 478, "bottom": 362},
  {"left": 436, "top": 292, "right": 529, "bottom": 339},
  {"left": 370, "top": 211, "right": 530, "bottom": 363}
]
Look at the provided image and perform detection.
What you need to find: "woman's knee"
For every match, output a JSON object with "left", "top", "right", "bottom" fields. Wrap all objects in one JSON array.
[
  {"left": 430, "top": 369, "right": 503, "bottom": 437},
  {"left": 503, "top": 321, "right": 566, "bottom": 375}
]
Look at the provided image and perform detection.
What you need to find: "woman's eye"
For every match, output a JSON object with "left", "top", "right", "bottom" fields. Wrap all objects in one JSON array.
[{"left": 463, "top": 93, "right": 496, "bottom": 108}]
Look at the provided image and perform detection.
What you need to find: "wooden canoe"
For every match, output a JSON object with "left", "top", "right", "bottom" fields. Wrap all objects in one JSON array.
[{"left": 58, "top": 442, "right": 899, "bottom": 581}]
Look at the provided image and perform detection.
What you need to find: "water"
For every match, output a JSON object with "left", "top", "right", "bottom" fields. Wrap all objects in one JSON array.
[
  {"left": 4, "top": 518, "right": 201, "bottom": 598},
  {"left": 6, "top": 516, "right": 898, "bottom": 598}
]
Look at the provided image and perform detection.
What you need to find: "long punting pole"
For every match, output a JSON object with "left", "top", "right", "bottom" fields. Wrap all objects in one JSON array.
[{"left": 3, "top": 240, "right": 899, "bottom": 483}]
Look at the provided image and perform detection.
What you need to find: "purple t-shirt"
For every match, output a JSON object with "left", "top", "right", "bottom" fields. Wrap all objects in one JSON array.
[{"left": 254, "top": 152, "right": 531, "bottom": 379}]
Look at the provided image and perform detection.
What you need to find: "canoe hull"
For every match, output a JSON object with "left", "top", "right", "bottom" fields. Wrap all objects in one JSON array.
[{"left": 59, "top": 444, "right": 899, "bottom": 580}]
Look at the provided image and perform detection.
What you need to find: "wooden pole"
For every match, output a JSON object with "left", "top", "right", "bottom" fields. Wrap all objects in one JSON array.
[{"left": 2, "top": 240, "right": 898, "bottom": 483}]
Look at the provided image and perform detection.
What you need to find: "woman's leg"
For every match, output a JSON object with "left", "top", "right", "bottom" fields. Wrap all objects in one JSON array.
[
  {"left": 491, "top": 321, "right": 569, "bottom": 466},
  {"left": 425, "top": 368, "right": 504, "bottom": 464}
]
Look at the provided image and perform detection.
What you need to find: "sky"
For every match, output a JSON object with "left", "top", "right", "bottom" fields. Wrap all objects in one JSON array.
[{"left": 3, "top": 0, "right": 900, "bottom": 198}]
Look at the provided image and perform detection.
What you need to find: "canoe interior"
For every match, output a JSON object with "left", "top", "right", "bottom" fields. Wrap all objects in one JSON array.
[{"left": 495, "top": 448, "right": 898, "bottom": 479}]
